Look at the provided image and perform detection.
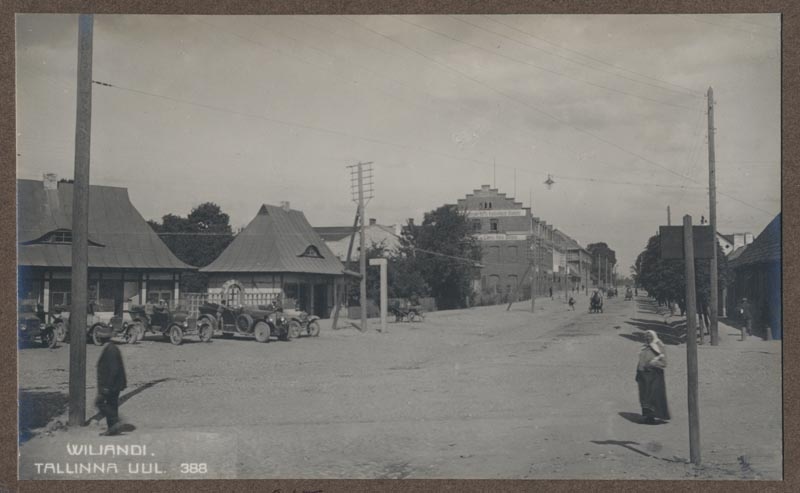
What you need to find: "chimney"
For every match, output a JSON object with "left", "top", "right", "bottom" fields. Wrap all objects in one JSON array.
[
  {"left": 280, "top": 201, "right": 290, "bottom": 211},
  {"left": 369, "top": 218, "right": 376, "bottom": 226},
  {"left": 407, "top": 218, "right": 414, "bottom": 226},
  {"left": 43, "top": 173, "right": 58, "bottom": 190}
]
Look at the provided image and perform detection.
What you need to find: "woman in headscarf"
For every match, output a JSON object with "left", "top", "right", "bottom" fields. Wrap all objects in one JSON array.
[{"left": 635, "top": 330, "right": 670, "bottom": 424}]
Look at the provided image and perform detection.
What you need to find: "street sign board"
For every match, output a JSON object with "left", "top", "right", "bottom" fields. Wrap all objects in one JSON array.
[{"left": 660, "top": 225, "right": 714, "bottom": 259}]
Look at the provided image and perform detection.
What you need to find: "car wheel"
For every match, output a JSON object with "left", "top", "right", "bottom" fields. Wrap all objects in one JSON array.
[
  {"left": 198, "top": 321, "right": 213, "bottom": 342},
  {"left": 307, "top": 321, "right": 320, "bottom": 337},
  {"left": 42, "top": 329, "right": 57, "bottom": 348},
  {"left": 169, "top": 325, "right": 183, "bottom": 345},
  {"left": 254, "top": 321, "right": 270, "bottom": 343},
  {"left": 288, "top": 321, "right": 302, "bottom": 340},
  {"left": 410, "top": 311, "right": 424, "bottom": 323},
  {"left": 91, "top": 326, "right": 105, "bottom": 346},
  {"left": 54, "top": 321, "right": 67, "bottom": 342}
]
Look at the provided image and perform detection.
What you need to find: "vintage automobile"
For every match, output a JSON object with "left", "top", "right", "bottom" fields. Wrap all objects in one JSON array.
[
  {"left": 388, "top": 302, "right": 425, "bottom": 323},
  {"left": 52, "top": 302, "right": 139, "bottom": 346},
  {"left": 127, "top": 302, "right": 212, "bottom": 345},
  {"left": 197, "top": 300, "right": 290, "bottom": 343},
  {"left": 18, "top": 300, "right": 57, "bottom": 348},
  {"left": 283, "top": 308, "right": 321, "bottom": 338}
]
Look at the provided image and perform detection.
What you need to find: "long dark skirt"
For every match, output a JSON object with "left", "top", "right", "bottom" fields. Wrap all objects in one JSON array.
[{"left": 636, "top": 368, "right": 670, "bottom": 421}]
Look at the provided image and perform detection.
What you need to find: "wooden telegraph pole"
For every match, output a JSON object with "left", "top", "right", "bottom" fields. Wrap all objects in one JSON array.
[
  {"left": 348, "top": 162, "right": 373, "bottom": 331},
  {"left": 683, "top": 215, "right": 702, "bottom": 465},
  {"left": 707, "top": 87, "right": 720, "bottom": 346},
  {"left": 68, "top": 14, "right": 94, "bottom": 427},
  {"left": 357, "top": 163, "right": 367, "bottom": 332}
]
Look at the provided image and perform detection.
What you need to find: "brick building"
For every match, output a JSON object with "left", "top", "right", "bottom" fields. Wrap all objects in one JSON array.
[{"left": 456, "top": 185, "right": 556, "bottom": 302}]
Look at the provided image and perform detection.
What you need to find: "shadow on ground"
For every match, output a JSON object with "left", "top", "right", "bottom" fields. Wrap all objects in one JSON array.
[
  {"left": 618, "top": 411, "right": 668, "bottom": 426},
  {"left": 621, "top": 319, "right": 686, "bottom": 345},
  {"left": 19, "top": 390, "right": 69, "bottom": 443},
  {"left": 591, "top": 439, "right": 685, "bottom": 463},
  {"left": 86, "top": 377, "right": 172, "bottom": 425}
]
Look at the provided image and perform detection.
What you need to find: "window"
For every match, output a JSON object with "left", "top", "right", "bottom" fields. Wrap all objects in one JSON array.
[
  {"left": 507, "top": 245, "right": 518, "bottom": 259},
  {"left": 472, "top": 220, "right": 482, "bottom": 231},
  {"left": 299, "top": 245, "right": 324, "bottom": 258},
  {"left": 50, "top": 230, "right": 72, "bottom": 243},
  {"left": 490, "top": 219, "right": 499, "bottom": 232},
  {"left": 147, "top": 281, "right": 174, "bottom": 305},
  {"left": 489, "top": 245, "right": 500, "bottom": 262}
]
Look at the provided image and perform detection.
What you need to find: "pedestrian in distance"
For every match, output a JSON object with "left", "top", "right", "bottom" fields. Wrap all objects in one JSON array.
[
  {"left": 568, "top": 296, "right": 575, "bottom": 310},
  {"left": 737, "top": 297, "right": 753, "bottom": 341},
  {"left": 635, "top": 330, "right": 670, "bottom": 424},
  {"left": 95, "top": 340, "right": 133, "bottom": 436},
  {"left": 549, "top": 286, "right": 553, "bottom": 299}
]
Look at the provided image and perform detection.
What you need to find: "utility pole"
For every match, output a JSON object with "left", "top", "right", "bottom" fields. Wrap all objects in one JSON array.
[
  {"left": 707, "top": 87, "right": 719, "bottom": 346},
  {"left": 69, "top": 13, "right": 93, "bottom": 428},
  {"left": 667, "top": 205, "right": 671, "bottom": 226},
  {"left": 348, "top": 162, "right": 373, "bottom": 332},
  {"left": 683, "top": 215, "right": 702, "bottom": 465}
]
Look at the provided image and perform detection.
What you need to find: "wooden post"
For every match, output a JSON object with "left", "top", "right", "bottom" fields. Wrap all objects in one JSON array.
[
  {"left": 358, "top": 163, "right": 367, "bottom": 332},
  {"left": 683, "top": 215, "right": 701, "bottom": 465},
  {"left": 369, "top": 258, "right": 387, "bottom": 333},
  {"left": 506, "top": 264, "right": 531, "bottom": 311},
  {"left": 708, "top": 87, "right": 720, "bottom": 346},
  {"left": 68, "top": 14, "right": 93, "bottom": 428},
  {"left": 331, "top": 208, "right": 359, "bottom": 330}
]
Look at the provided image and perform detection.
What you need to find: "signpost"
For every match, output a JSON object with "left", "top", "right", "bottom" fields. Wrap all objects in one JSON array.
[
  {"left": 369, "top": 258, "right": 387, "bottom": 333},
  {"left": 660, "top": 218, "right": 702, "bottom": 465}
]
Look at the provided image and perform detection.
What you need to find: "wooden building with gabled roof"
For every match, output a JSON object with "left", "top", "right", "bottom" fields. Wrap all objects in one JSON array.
[
  {"left": 17, "top": 174, "right": 194, "bottom": 315},
  {"left": 201, "top": 202, "right": 345, "bottom": 317}
]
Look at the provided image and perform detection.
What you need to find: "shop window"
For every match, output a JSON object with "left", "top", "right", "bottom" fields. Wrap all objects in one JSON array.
[
  {"left": 147, "top": 281, "right": 174, "bottom": 305},
  {"left": 50, "top": 279, "right": 72, "bottom": 309}
]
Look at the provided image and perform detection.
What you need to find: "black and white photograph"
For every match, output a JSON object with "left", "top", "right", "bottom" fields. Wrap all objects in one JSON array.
[{"left": 15, "top": 13, "right": 781, "bottom": 481}]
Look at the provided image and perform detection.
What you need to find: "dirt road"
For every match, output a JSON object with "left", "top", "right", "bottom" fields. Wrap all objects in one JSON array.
[{"left": 19, "top": 293, "right": 781, "bottom": 480}]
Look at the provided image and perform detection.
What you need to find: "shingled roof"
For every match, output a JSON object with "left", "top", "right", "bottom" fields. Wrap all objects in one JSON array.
[
  {"left": 201, "top": 204, "right": 344, "bottom": 275},
  {"left": 17, "top": 179, "right": 193, "bottom": 270},
  {"left": 729, "top": 213, "right": 780, "bottom": 269}
]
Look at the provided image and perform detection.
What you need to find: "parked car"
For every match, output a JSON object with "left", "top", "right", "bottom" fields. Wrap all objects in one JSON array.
[
  {"left": 197, "top": 300, "right": 290, "bottom": 343},
  {"left": 18, "top": 300, "right": 57, "bottom": 348},
  {"left": 52, "top": 302, "right": 139, "bottom": 346},
  {"left": 283, "top": 308, "right": 321, "bottom": 338},
  {"left": 128, "top": 302, "right": 212, "bottom": 345}
]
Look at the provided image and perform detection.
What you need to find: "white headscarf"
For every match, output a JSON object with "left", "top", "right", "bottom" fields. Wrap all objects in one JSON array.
[{"left": 644, "top": 330, "right": 664, "bottom": 355}]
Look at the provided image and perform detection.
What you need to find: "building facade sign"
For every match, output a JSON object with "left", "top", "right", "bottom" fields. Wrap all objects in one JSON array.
[
  {"left": 474, "top": 233, "right": 528, "bottom": 241},
  {"left": 466, "top": 209, "right": 527, "bottom": 218}
]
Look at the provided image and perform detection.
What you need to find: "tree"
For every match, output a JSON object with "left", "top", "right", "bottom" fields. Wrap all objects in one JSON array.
[
  {"left": 400, "top": 205, "right": 482, "bottom": 310},
  {"left": 348, "top": 241, "right": 431, "bottom": 307},
  {"left": 148, "top": 202, "right": 235, "bottom": 292},
  {"left": 587, "top": 242, "right": 617, "bottom": 286}
]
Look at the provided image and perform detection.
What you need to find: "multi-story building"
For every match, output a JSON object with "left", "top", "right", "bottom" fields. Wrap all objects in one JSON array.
[{"left": 456, "top": 185, "right": 556, "bottom": 301}]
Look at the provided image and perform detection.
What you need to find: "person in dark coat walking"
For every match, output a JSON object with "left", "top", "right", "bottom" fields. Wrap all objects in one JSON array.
[
  {"left": 95, "top": 341, "right": 128, "bottom": 436},
  {"left": 635, "top": 330, "right": 670, "bottom": 424}
]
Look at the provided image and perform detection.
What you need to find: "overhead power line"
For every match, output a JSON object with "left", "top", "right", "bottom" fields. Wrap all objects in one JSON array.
[
  {"left": 481, "top": 15, "right": 705, "bottom": 98},
  {"left": 394, "top": 16, "right": 699, "bottom": 112},
  {"left": 453, "top": 15, "right": 703, "bottom": 100}
]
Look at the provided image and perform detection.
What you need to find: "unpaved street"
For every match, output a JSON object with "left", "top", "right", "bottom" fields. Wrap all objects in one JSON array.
[{"left": 19, "top": 294, "right": 781, "bottom": 480}]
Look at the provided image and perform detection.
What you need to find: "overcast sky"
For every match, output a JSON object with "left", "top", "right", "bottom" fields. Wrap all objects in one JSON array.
[{"left": 16, "top": 14, "right": 780, "bottom": 271}]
